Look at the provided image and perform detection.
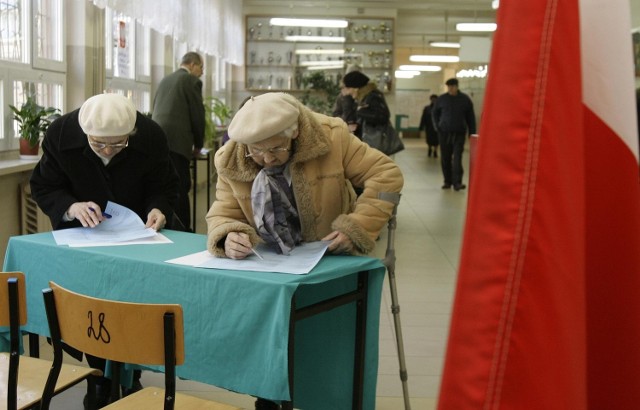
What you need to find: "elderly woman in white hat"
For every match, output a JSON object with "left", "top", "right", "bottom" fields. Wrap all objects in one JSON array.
[
  {"left": 30, "top": 93, "right": 179, "bottom": 232},
  {"left": 206, "top": 92, "right": 403, "bottom": 261}
]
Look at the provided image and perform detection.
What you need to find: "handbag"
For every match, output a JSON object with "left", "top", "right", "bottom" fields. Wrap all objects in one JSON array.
[{"left": 362, "top": 120, "right": 405, "bottom": 156}]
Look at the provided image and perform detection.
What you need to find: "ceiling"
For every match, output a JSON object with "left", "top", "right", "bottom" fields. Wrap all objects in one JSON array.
[{"left": 243, "top": 0, "right": 498, "bottom": 70}]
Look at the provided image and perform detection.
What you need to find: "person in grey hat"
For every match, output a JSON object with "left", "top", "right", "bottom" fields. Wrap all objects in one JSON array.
[
  {"left": 432, "top": 77, "right": 476, "bottom": 191},
  {"left": 206, "top": 92, "right": 403, "bottom": 260}
]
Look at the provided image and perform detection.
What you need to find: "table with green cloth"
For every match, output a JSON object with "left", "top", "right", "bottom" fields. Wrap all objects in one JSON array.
[{"left": 2, "top": 230, "right": 385, "bottom": 409}]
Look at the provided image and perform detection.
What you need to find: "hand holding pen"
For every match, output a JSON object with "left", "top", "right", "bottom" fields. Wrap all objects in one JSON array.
[
  {"left": 66, "top": 201, "right": 111, "bottom": 228},
  {"left": 224, "top": 231, "right": 263, "bottom": 260}
]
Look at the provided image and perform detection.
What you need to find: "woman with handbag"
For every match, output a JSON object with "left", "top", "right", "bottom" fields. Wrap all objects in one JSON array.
[{"left": 343, "top": 71, "right": 404, "bottom": 156}]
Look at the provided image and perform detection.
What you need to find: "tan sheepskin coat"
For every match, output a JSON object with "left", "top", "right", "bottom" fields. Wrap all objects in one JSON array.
[{"left": 206, "top": 101, "right": 404, "bottom": 257}]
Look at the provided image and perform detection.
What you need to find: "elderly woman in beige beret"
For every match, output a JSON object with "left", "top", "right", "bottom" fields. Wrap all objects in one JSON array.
[{"left": 206, "top": 92, "right": 403, "bottom": 262}]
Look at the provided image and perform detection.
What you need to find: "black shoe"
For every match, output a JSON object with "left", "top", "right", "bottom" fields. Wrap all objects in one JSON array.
[
  {"left": 255, "top": 397, "right": 280, "bottom": 410},
  {"left": 122, "top": 378, "right": 143, "bottom": 396},
  {"left": 453, "top": 184, "right": 467, "bottom": 191},
  {"left": 83, "top": 383, "right": 111, "bottom": 410},
  {"left": 442, "top": 184, "right": 452, "bottom": 189}
]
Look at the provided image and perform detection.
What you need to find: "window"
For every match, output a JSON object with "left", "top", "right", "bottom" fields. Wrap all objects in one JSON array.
[
  {"left": 33, "top": 0, "right": 64, "bottom": 70},
  {"left": 0, "top": 0, "right": 29, "bottom": 63}
]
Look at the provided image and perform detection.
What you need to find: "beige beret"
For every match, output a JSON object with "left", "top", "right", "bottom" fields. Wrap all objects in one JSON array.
[
  {"left": 79, "top": 94, "right": 137, "bottom": 137},
  {"left": 228, "top": 93, "right": 299, "bottom": 144}
]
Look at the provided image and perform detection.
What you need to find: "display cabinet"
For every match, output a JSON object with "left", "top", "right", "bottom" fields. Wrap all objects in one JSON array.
[{"left": 245, "top": 16, "right": 395, "bottom": 92}]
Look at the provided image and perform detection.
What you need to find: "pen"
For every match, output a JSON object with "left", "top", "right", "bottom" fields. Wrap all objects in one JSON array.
[
  {"left": 89, "top": 207, "right": 112, "bottom": 219},
  {"left": 250, "top": 247, "right": 264, "bottom": 260}
]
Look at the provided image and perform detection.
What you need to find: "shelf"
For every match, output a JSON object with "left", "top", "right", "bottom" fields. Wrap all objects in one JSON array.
[{"left": 245, "top": 15, "right": 395, "bottom": 93}]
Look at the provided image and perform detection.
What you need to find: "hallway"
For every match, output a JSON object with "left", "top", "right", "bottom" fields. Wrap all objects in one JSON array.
[{"left": 41, "top": 137, "right": 469, "bottom": 409}]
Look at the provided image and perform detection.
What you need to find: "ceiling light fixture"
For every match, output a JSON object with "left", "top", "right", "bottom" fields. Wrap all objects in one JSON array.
[
  {"left": 456, "top": 23, "right": 497, "bottom": 32},
  {"left": 409, "top": 55, "right": 460, "bottom": 63},
  {"left": 270, "top": 18, "right": 348, "bottom": 28},
  {"left": 492, "top": 0, "right": 500, "bottom": 9},
  {"left": 285, "top": 35, "right": 346, "bottom": 43},
  {"left": 395, "top": 70, "right": 419, "bottom": 78},
  {"left": 430, "top": 41, "right": 461, "bottom": 48},
  {"left": 307, "top": 64, "right": 345, "bottom": 71},
  {"left": 299, "top": 60, "right": 345, "bottom": 67},
  {"left": 295, "top": 49, "right": 345, "bottom": 55},
  {"left": 399, "top": 65, "right": 442, "bottom": 72}
]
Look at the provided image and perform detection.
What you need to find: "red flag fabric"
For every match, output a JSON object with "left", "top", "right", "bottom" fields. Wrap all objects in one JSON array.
[{"left": 438, "top": 0, "right": 640, "bottom": 409}]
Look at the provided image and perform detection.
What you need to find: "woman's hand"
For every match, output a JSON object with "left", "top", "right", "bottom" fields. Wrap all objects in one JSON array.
[
  {"left": 145, "top": 208, "right": 166, "bottom": 231},
  {"left": 224, "top": 232, "right": 254, "bottom": 259},
  {"left": 322, "top": 230, "right": 354, "bottom": 255},
  {"left": 67, "top": 201, "right": 105, "bottom": 228}
]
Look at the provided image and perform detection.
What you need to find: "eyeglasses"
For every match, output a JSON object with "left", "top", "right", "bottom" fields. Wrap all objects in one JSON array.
[
  {"left": 245, "top": 146, "right": 290, "bottom": 158},
  {"left": 88, "top": 137, "right": 129, "bottom": 151}
]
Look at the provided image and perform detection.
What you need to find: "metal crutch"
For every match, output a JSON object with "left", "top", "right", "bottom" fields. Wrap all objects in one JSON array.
[{"left": 378, "top": 192, "right": 411, "bottom": 410}]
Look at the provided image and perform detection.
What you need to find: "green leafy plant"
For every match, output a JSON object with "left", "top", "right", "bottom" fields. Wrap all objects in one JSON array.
[
  {"left": 203, "top": 97, "right": 233, "bottom": 148},
  {"left": 299, "top": 70, "right": 341, "bottom": 115},
  {"left": 9, "top": 95, "right": 60, "bottom": 148}
]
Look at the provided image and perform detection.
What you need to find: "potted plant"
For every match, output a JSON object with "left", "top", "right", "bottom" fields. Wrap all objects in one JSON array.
[
  {"left": 203, "top": 97, "right": 233, "bottom": 149},
  {"left": 9, "top": 95, "right": 60, "bottom": 158}
]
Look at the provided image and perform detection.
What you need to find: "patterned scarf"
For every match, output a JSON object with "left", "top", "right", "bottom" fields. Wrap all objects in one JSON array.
[{"left": 251, "top": 164, "right": 302, "bottom": 255}]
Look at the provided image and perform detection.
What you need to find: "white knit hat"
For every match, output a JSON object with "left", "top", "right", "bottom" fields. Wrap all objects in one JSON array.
[
  {"left": 228, "top": 93, "right": 299, "bottom": 144},
  {"left": 79, "top": 94, "right": 137, "bottom": 137}
]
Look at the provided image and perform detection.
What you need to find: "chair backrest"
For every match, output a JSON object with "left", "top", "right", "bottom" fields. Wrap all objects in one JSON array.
[
  {"left": 0, "top": 272, "right": 27, "bottom": 328},
  {"left": 43, "top": 281, "right": 184, "bottom": 365},
  {"left": 1, "top": 272, "right": 27, "bottom": 410},
  {"left": 41, "top": 282, "right": 184, "bottom": 409}
]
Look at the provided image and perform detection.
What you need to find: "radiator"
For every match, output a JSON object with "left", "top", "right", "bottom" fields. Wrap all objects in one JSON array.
[{"left": 21, "top": 183, "right": 52, "bottom": 234}]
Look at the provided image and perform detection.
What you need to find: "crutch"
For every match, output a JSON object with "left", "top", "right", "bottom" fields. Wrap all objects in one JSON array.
[{"left": 378, "top": 192, "right": 411, "bottom": 410}]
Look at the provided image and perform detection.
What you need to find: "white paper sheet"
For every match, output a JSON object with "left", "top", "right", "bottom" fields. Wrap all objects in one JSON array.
[
  {"left": 67, "top": 233, "right": 172, "bottom": 247},
  {"left": 165, "top": 241, "right": 330, "bottom": 275},
  {"left": 52, "top": 201, "right": 158, "bottom": 246}
]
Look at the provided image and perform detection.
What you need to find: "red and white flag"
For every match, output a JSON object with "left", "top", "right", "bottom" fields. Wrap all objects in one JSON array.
[{"left": 438, "top": 0, "right": 640, "bottom": 409}]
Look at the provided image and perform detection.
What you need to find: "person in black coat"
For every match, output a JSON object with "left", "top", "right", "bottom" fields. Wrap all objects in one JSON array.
[
  {"left": 30, "top": 93, "right": 179, "bottom": 406},
  {"left": 432, "top": 78, "right": 476, "bottom": 191},
  {"left": 342, "top": 71, "right": 391, "bottom": 149},
  {"left": 419, "top": 94, "right": 439, "bottom": 157},
  {"left": 31, "top": 93, "right": 179, "bottom": 231}
]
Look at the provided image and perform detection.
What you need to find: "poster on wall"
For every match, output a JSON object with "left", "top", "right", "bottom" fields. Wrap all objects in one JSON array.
[
  {"left": 634, "top": 30, "right": 640, "bottom": 77},
  {"left": 117, "top": 20, "right": 130, "bottom": 78}
]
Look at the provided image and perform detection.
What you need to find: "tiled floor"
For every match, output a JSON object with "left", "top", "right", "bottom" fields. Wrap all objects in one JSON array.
[{"left": 36, "top": 137, "right": 468, "bottom": 409}]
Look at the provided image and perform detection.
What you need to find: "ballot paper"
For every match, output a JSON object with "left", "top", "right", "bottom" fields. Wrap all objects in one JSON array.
[
  {"left": 52, "top": 201, "right": 159, "bottom": 246},
  {"left": 165, "top": 241, "right": 330, "bottom": 275}
]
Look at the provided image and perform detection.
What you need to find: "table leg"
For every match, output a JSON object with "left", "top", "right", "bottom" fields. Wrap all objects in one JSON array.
[
  {"left": 284, "top": 271, "right": 369, "bottom": 410},
  {"left": 28, "top": 332, "right": 39, "bottom": 357}
]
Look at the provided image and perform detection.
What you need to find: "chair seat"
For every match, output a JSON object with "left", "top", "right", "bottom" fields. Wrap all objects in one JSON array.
[
  {"left": 102, "top": 386, "right": 241, "bottom": 410},
  {"left": 0, "top": 352, "right": 101, "bottom": 410}
]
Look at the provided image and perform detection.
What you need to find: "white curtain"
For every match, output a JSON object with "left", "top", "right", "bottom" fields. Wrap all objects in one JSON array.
[{"left": 91, "top": 0, "right": 244, "bottom": 64}]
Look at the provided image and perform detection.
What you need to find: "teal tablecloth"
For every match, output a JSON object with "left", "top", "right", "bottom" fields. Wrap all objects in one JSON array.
[{"left": 2, "top": 230, "right": 385, "bottom": 409}]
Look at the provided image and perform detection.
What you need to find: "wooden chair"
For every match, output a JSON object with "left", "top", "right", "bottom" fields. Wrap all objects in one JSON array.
[
  {"left": 41, "top": 281, "right": 240, "bottom": 410},
  {"left": 0, "top": 272, "right": 100, "bottom": 410}
]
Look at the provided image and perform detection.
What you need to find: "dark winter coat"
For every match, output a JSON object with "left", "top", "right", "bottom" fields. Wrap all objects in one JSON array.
[{"left": 30, "top": 110, "right": 179, "bottom": 230}]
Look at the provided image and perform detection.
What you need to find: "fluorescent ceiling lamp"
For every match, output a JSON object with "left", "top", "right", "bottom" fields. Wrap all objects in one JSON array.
[
  {"left": 270, "top": 18, "right": 348, "bottom": 28},
  {"left": 395, "top": 70, "right": 419, "bottom": 78},
  {"left": 456, "top": 23, "right": 497, "bottom": 32},
  {"left": 285, "top": 35, "right": 346, "bottom": 43},
  {"left": 295, "top": 49, "right": 345, "bottom": 55},
  {"left": 299, "top": 60, "right": 345, "bottom": 67},
  {"left": 307, "top": 64, "right": 345, "bottom": 71},
  {"left": 399, "top": 65, "right": 442, "bottom": 72},
  {"left": 409, "top": 55, "right": 460, "bottom": 63},
  {"left": 430, "top": 41, "right": 461, "bottom": 48}
]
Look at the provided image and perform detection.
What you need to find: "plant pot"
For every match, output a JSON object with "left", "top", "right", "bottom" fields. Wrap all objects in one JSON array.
[{"left": 19, "top": 139, "right": 40, "bottom": 159}]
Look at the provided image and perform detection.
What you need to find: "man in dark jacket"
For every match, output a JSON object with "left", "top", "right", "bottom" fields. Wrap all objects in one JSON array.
[
  {"left": 433, "top": 78, "right": 476, "bottom": 191},
  {"left": 152, "top": 51, "right": 205, "bottom": 231}
]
